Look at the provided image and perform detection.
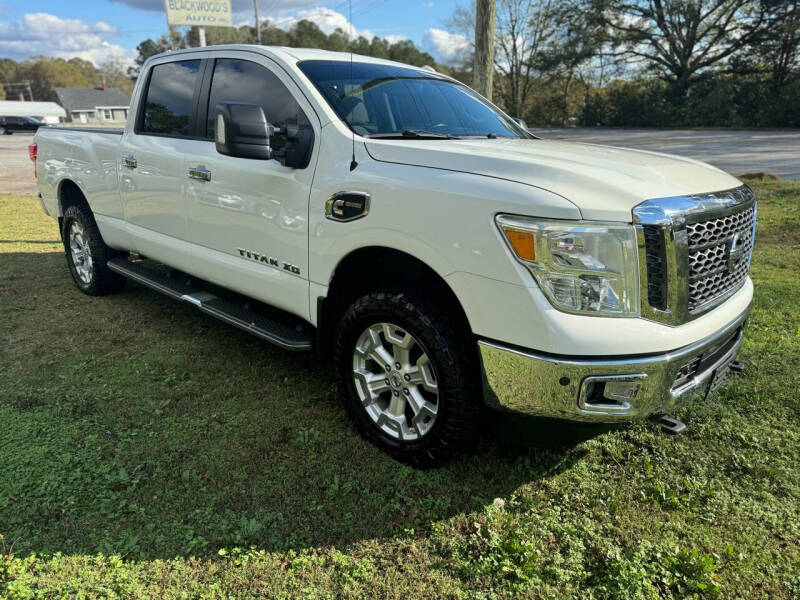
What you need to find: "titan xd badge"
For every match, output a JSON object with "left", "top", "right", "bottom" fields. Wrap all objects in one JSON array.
[{"left": 238, "top": 248, "right": 301, "bottom": 275}]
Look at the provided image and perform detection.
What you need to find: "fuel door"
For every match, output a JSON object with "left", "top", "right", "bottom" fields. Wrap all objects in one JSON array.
[{"left": 325, "top": 191, "right": 370, "bottom": 222}]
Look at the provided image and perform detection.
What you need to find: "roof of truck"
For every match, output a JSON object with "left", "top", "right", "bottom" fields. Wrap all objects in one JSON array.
[{"left": 146, "top": 45, "right": 437, "bottom": 72}]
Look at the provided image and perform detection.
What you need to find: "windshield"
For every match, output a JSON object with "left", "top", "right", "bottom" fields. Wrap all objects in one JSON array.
[{"left": 298, "top": 60, "right": 530, "bottom": 139}]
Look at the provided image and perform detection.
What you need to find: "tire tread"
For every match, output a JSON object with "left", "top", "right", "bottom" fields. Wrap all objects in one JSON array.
[{"left": 334, "top": 290, "right": 480, "bottom": 467}]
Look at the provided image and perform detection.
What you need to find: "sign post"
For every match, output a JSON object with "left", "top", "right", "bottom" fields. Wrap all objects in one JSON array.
[{"left": 164, "top": 0, "right": 233, "bottom": 46}]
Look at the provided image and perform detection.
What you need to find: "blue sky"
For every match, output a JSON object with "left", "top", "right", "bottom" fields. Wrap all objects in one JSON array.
[{"left": 0, "top": 0, "right": 471, "bottom": 68}]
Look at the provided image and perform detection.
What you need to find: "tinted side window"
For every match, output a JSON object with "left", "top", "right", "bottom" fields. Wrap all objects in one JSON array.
[
  {"left": 205, "top": 58, "right": 309, "bottom": 149},
  {"left": 141, "top": 60, "right": 201, "bottom": 136}
]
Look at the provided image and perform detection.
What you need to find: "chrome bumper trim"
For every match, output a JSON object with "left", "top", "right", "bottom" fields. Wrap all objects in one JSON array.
[{"left": 478, "top": 304, "right": 750, "bottom": 423}]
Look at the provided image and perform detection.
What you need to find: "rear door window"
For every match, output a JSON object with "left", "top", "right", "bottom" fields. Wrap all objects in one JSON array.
[{"left": 140, "top": 59, "right": 202, "bottom": 136}]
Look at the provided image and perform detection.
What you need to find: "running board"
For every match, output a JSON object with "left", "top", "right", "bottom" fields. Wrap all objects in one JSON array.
[{"left": 107, "top": 257, "right": 313, "bottom": 351}]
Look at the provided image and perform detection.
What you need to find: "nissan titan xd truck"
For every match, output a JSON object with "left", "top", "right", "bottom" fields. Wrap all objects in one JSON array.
[{"left": 32, "top": 46, "right": 755, "bottom": 466}]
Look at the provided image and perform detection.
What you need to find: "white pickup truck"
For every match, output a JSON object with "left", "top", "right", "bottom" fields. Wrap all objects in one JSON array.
[{"left": 32, "top": 45, "right": 755, "bottom": 466}]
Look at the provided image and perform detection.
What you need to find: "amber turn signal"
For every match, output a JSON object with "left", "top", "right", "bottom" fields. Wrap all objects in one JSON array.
[{"left": 503, "top": 229, "right": 535, "bottom": 261}]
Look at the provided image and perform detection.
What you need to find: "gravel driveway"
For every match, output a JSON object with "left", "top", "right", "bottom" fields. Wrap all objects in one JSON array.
[{"left": 0, "top": 132, "right": 38, "bottom": 194}]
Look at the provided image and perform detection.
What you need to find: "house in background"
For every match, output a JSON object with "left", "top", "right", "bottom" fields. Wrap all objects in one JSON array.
[
  {"left": 0, "top": 100, "right": 66, "bottom": 123},
  {"left": 55, "top": 87, "right": 131, "bottom": 124}
]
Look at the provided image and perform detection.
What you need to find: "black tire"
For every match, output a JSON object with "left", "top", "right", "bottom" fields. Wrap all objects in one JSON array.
[
  {"left": 61, "top": 204, "right": 125, "bottom": 295},
  {"left": 334, "top": 291, "right": 481, "bottom": 467}
]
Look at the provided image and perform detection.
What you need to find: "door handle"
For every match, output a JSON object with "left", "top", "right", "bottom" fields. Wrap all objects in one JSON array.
[
  {"left": 188, "top": 167, "right": 211, "bottom": 182},
  {"left": 123, "top": 156, "right": 137, "bottom": 169}
]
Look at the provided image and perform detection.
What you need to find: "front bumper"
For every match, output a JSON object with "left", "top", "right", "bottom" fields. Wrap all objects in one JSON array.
[{"left": 479, "top": 304, "right": 749, "bottom": 423}]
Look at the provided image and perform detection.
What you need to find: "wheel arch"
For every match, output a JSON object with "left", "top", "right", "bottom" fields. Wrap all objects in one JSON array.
[
  {"left": 317, "top": 245, "right": 474, "bottom": 355},
  {"left": 56, "top": 178, "right": 91, "bottom": 229}
]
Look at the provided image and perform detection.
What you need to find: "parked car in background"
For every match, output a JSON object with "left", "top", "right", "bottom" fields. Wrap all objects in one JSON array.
[{"left": 0, "top": 116, "right": 42, "bottom": 134}]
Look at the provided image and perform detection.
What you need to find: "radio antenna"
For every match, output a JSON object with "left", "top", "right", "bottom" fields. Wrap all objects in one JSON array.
[{"left": 349, "top": 0, "right": 358, "bottom": 171}]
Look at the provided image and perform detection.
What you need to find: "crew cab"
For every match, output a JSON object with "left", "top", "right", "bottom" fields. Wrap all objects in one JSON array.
[{"left": 32, "top": 46, "right": 755, "bottom": 465}]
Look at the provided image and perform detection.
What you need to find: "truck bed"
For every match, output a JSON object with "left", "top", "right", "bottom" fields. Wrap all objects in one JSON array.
[
  {"left": 34, "top": 126, "right": 125, "bottom": 221},
  {"left": 43, "top": 126, "right": 123, "bottom": 135}
]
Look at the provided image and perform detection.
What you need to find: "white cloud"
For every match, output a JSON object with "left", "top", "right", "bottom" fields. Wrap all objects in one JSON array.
[
  {"left": 266, "top": 7, "right": 375, "bottom": 40},
  {"left": 0, "top": 13, "right": 135, "bottom": 68},
  {"left": 384, "top": 34, "right": 409, "bottom": 45},
  {"left": 422, "top": 28, "right": 470, "bottom": 65}
]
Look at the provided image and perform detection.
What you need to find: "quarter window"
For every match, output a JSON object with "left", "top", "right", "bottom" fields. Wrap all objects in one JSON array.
[
  {"left": 141, "top": 59, "right": 201, "bottom": 136},
  {"left": 205, "top": 58, "right": 309, "bottom": 150}
]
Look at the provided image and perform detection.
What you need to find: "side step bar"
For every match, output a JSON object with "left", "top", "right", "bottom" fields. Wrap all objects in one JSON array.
[{"left": 107, "top": 257, "right": 313, "bottom": 352}]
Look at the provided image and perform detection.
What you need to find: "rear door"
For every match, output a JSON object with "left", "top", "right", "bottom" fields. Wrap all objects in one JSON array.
[
  {"left": 119, "top": 56, "right": 205, "bottom": 270},
  {"left": 182, "top": 52, "right": 320, "bottom": 320}
]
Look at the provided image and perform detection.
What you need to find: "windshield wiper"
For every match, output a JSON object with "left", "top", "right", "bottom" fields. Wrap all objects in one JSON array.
[{"left": 367, "top": 130, "right": 459, "bottom": 140}]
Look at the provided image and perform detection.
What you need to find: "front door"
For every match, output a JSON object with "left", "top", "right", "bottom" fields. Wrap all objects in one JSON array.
[
  {"left": 119, "top": 57, "right": 204, "bottom": 271},
  {"left": 183, "top": 53, "right": 319, "bottom": 320}
]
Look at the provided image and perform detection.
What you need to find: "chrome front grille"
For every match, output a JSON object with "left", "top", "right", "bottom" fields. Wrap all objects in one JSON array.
[
  {"left": 633, "top": 185, "right": 756, "bottom": 325},
  {"left": 687, "top": 206, "right": 755, "bottom": 310}
]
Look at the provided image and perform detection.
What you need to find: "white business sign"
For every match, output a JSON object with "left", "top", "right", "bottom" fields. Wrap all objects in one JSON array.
[{"left": 165, "top": 0, "right": 233, "bottom": 27}]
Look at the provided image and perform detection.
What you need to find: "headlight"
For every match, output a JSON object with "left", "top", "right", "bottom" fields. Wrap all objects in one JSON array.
[{"left": 496, "top": 215, "right": 640, "bottom": 316}]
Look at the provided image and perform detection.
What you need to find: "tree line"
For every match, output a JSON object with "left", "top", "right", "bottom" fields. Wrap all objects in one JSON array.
[
  {"left": 449, "top": 0, "right": 799, "bottom": 127},
  {"left": 0, "top": 57, "right": 133, "bottom": 103},
  {"left": 2, "top": 1, "right": 798, "bottom": 128}
]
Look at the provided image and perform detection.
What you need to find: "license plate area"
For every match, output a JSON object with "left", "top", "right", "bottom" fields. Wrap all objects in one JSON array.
[{"left": 705, "top": 353, "right": 736, "bottom": 399}]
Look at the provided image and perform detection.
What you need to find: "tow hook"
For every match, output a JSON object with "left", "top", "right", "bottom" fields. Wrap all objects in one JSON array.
[
  {"left": 649, "top": 414, "right": 687, "bottom": 435},
  {"left": 729, "top": 361, "right": 745, "bottom": 373}
]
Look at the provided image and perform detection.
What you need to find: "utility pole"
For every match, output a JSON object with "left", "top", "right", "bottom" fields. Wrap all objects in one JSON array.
[
  {"left": 254, "top": 0, "right": 262, "bottom": 44},
  {"left": 473, "top": 0, "right": 495, "bottom": 100}
]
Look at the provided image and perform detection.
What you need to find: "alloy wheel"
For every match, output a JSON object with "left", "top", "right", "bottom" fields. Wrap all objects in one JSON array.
[{"left": 352, "top": 322, "right": 440, "bottom": 441}]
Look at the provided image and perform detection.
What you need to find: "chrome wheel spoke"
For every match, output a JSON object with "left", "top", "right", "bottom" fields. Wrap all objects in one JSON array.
[
  {"left": 407, "top": 355, "right": 438, "bottom": 393},
  {"left": 383, "top": 323, "right": 414, "bottom": 366},
  {"left": 408, "top": 389, "right": 438, "bottom": 437},
  {"left": 377, "top": 412, "right": 405, "bottom": 440},
  {"left": 370, "top": 346, "right": 393, "bottom": 371},
  {"left": 387, "top": 394, "right": 405, "bottom": 417},
  {"left": 405, "top": 387, "right": 428, "bottom": 415},
  {"left": 354, "top": 370, "right": 390, "bottom": 406},
  {"left": 382, "top": 323, "right": 414, "bottom": 350}
]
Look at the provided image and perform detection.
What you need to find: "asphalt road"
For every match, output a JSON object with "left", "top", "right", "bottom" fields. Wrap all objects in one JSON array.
[
  {"left": 2, "top": 128, "right": 797, "bottom": 197},
  {"left": 0, "top": 132, "right": 38, "bottom": 194},
  {"left": 530, "top": 128, "right": 800, "bottom": 181}
]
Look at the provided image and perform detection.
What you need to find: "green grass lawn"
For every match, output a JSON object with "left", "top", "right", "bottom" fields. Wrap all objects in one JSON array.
[{"left": 1, "top": 180, "right": 799, "bottom": 599}]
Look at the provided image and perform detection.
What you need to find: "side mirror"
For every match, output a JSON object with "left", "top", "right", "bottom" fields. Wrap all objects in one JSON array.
[
  {"left": 274, "top": 123, "right": 314, "bottom": 169},
  {"left": 215, "top": 102, "right": 273, "bottom": 160},
  {"left": 515, "top": 117, "right": 528, "bottom": 130}
]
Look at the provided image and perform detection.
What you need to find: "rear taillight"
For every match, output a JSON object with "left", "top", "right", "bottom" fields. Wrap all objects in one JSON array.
[{"left": 28, "top": 143, "right": 37, "bottom": 177}]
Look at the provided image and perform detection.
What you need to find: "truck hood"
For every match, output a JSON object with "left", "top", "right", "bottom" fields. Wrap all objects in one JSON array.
[{"left": 364, "top": 138, "right": 742, "bottom": 221}]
